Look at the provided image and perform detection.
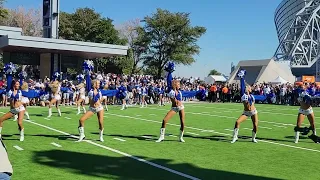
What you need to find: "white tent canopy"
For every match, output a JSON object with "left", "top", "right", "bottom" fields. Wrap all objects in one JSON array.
[
  {"left": 269, "top": 76, "right": 288, "bottom": 84},
  {"left": 204, "top": 75, "right": 227, "bottom": 84}
]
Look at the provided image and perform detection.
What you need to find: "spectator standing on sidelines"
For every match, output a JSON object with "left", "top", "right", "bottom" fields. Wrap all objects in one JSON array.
[{"left": 0, "top": 138, "right": 13, "bottom": 180}]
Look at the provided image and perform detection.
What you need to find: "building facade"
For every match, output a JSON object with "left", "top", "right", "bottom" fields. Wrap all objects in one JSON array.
[
  {"left": 275, "top": 0, "right": 310, "bottom": 43},
  {"left": 273, "top": 0, "right": 320, "bottom": 79}
]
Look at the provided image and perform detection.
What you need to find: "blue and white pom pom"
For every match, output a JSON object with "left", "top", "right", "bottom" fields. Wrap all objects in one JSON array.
[
  {"left": 76, "top": 74, "right": 84, "bottom": 82},
  {"left": 164, "top": 62, "right": 175, "bottom": 73},
  {"left": 19, "top": 71, "right": 28, "bottom": 79},
  {"left": 83, "top": 60, "right": 94, "bottom": 75},
  {"left": 237, "top": 69, "right": 246, "bottom": 78},
  {"left": 52, "top": 71, "right": 60, "bottom": 80},
  {"left": 3, "top": 62, "right": 16, "bottom": 75}
]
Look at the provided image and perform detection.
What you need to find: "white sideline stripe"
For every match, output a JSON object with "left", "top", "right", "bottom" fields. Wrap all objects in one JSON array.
[
  {"left": 44, "top": 118, "right": 50, "bottom": 120},
  {"left": 24, "top": 120, "right": 199, "bottom": 180},
  {"left": 105, "top": 112, "right": 320, "bottom": 153},
  {"left": 136, "top": 115, "right": 142, "bottom": 117},
  {"left": 186, "top": 132, "right": 200, "bottom": 136},
  {"left": 64, "top": 117, "right": 71, "bottom": 120},
  {"left": 259, "top": 126, "right": 273, "bottom": 130},
  {"left": 273, "top": 125, "right": 287, "bottom": 128},
  {"left": 243, "top": 128, "right": 251, "bottom": 131},
  {"left": 224, "top": 129, "right": 234, "bottom": 132},
  {"left": 113, "top": 138, "right": 126, "bottom": 142},
  {"left": 169, "top": 135, "right": 178, "bottom": 138},
  {"left": 147, "top": 107, "right": 296, "bottom": 127},
  {"left": 141, "top": 136, "right": 152, "bottom": 139},
  {"left": 201, "top": 130, "right": 214, "bottom": 132},
  {"left": 13, "top": 145, "right": 23, "bottom": 151},
  {"left": 0, "top": 112, "right": 4, "bottom": 114},
  {"left": 51, "top": 142, "right": 62, "bottom": 147}
]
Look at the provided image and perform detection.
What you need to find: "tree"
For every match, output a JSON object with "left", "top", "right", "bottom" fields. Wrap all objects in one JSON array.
[
  {"left": 0, "top": 6, "right": 42, "bottom": 37},
  {"left": 139, "top": 8, "right": 206, "bottom": 78},
  {"left": 59, "top": 8, "right": 129, "bottom": 73},
  {"left": 208, "top": 69, "right": 222, "bottom": 76},
  {"left": 0, "top": 0, "right": 8, "bottom": 19},
  {"left": 117, "top": 19, "right": 148, "bottom": 75}
]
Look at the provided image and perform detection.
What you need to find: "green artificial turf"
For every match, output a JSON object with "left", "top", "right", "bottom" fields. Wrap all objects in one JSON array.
[{"left": 1, "top": 102, "right": 320, "bottom": 180}]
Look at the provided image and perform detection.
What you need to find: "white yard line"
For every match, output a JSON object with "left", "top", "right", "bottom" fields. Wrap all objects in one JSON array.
[
  {"left": 24, "top": 120, "right": 200, "bottom": 180},
  {"left": 141, "top": 136, "right": 152, "bottom": 139},
  {"left": 147, "top": 107, "right": 297, "bottom": 127},
  {"left": 13, "top": 145, "right": 23, "bottom": 151},
  {"left": 273, "top": 125, "right": 287, "bottom": 128},
  {"left": 186, "top": 132, "right": 200, "bottom": 136},
  {"left": 105, "top": 112, "right": 320, "bottom": 153},
  {"left": 64, "top": 117, "right": 71, "bottom": 120},
  {"left": 44, "top": 118, "right": 50, "bottom": 120},
  {"left": 259, "top": 126, "right": 273, "bottom": 130},
  {"left": 113, "top": 138, "right": 126, "bottom": 142},
  {"left": 51, "top": 142, "right": 62, "bottom": 147},
  {"left": 224, "top": 129, "right": 234, "bottom": 132}
]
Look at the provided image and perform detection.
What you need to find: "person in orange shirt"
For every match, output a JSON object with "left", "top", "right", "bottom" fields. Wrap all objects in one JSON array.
[
  {"left": 210, "top": 84, "right": 217, "bottom": 102},
  {"left": 222, "top": 85, "right": 228, "bottom": 103}
]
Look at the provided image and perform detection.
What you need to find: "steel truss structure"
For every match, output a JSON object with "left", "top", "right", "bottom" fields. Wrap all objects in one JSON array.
[{"left": 273, "top": 0, "right": 320, "bottom": 73}]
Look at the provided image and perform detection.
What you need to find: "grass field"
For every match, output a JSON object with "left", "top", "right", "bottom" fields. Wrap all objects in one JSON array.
[{"left": 1, "top": 102, "right": 320, "bottom": 180}]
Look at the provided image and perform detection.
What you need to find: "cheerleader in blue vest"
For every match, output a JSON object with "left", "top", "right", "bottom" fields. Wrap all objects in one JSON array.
[
  {"left": 158, "top": 84, "right": 165, "bottom": 106},
  {"left": 13, "top": 82, "right": 30, "bottom": 121},
  {"left": 0, "top": 80, "right": 25, "bottom": 141},
  {"left": 294, "top": 84, "right": 317, "bottom": 143},
  {"left": 156, "top": 80, "right": 185, "bottom": 143},
  {"left": 119, "top": 82, "right": 128, "bottom": 110},
  {"left": 78, "top": 79, "right": 104, "bottom": 142},
  {"left": 231, "top": 84, "right": 258, "bottom": 143}
]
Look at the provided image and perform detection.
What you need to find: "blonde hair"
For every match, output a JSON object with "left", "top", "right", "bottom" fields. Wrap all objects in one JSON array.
[
  {"left": 245, "top": 83, "right": 251, "bottom": 93},
  {"left": 91, "top": 79, "right": 100, "bottom": 88},
  {"left": 171, "top": 80, "right": 180, "bottom": 90},
  {"left": 50, "top": 81, "right": 59, "bottom": 93},
  {"left": 103, "top": 83, "right": 109, "bottom": 90},
  {"left": 76, "top": 82, "right": 84, "bottom": 89},
  {"left": 21, "top": 82, "right": 28, "bottom": 91}
]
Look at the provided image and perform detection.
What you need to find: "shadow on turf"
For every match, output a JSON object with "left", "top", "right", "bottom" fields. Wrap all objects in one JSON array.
[{"left": 32, "top": 149, "right": 281, "bottom": 180}]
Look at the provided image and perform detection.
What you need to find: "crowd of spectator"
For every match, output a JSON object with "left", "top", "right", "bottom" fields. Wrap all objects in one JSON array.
[{"left": 0, "top": 70, "right": 318, "bottom": 107}]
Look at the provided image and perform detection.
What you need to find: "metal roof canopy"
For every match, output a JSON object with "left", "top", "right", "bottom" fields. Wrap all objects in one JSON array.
[{"left": 0, "top": 26, "right": 128, "bottom": 59}]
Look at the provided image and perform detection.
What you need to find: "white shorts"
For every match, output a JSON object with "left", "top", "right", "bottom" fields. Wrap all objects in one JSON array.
[
  {"left": 102, "top": 96, "right": 107, "bottom": 100},
  {"left": 52, "top": 94, "right": 61, "bottom": 101},
  {"left": 171, "top": 105, "right": 185, "bottom": 113},
  {"left": 299, "top": 108, "right": 313, "bottom": 116},
  {"left": 89, "top": 106, "right": 103, "bottom": 113},
  {"left": 242, "top": 109, "right": 258, "bottom": 117},
  {"left": 128, "top": 92, "right": 133, "bottom": 99},
  {"left": 21, "top": 97, "right": 29, "bottom": 104},
  {"left": 10, "top": 105, "right": 25, "bottom": 115},
  {"left": 80, "top": 95, "right": 86, "bottom": 100}
]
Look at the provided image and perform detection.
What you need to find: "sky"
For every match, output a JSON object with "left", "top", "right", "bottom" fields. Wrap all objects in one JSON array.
[{"left": 5, "top": 0, "right": 282, "bottom": 79}]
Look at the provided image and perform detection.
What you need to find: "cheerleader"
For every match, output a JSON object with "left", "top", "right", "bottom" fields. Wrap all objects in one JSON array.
[
  {"left": 39, "top": 86, "right": 49, "bottom": 107},
  {"left": 294, "top": 84, "right": 317, "bottom": 143},
  {"left": 0, "top": 80, "right": 25, "bottom": 141},
  {"left": 76, "top": 82, "right": 86, "bottom": 115},
  {"left": 77, "top": 79, "right": 104, "bottom": 142},
  {"left": 101, "top": 80, "right": 109, "bottom": 111},
  {"left": 119, "top": 82, "right": 128, "bottom": 110},
  {"left": 14, "top": 82, "right": 30, "bottom": 121},
  {"left": 140, "top": 83, "right": 148, "bottom": 108},
  {"left": 156, "top": 80, "right": 185, "bottom": 143},
  {"left": 48, "top": 79, "right": 62, "bottom": 117},
  {"left": 231, "top": 84, "right": 258, "bottom": 143},
  {"left": 158, "top": 84, "right": 165, "bottom": 106}
]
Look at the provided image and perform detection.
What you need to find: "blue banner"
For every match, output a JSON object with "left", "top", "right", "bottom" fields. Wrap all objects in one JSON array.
[{"left": 0, "top": 89, "right": 201, "bottom": 99}]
